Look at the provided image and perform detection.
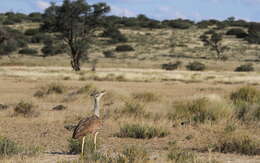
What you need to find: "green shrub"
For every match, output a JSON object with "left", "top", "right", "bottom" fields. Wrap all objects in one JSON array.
[
  {"left": 18, "top": 48, "right": 38, "bottom": 55},
  {"left": 30, "top": 33, "right": 48, "bottom": 43},
  {"left": 115, "top": 45, "right": 134, "bottom": 52},
  {"left": 166, "top": 19, "right": 193, "bottom": 29},
  {"left": 247, "top": 23, "right": 260, "bottom": 44},
  {"left": 3, "top": 19, "right": 15, "bottom": 25},
  {"left": 169, "top": 98, "right": 233, "bottom": 124},
  {"left": 33, "top": 90, "right": 45, "bottom": 98},
  {"left": 41, "top": 43, "right": 66, "bottom": 56},
  {"left": 13, "top": 101, "right": 36, "bottom": 117},
  {"left": 230, "top": 87, "right": 260, "bottom": 104},
  {"left": 68, "top": 138, "right": 81, "bottom": 154},
  {"left": 186, "top": 61, "right": 206, "bottom": 71},
  {"left": 235, "top": 63, "right": 254, "bottom": 72},
  {"left": 0, "top": 137, "right": 19, "bottom": 156},
  {"left": 102, "top": 26, "right": 127, "bottom": 43},
  {"left": 226, "top": 28, "right": 248, "bottom": 38},
  {"left": 16, "top": 39, "right": 28, "bottom": 48},
  {"left": 24, "top": 28, "right": 40, "bottom": 36},
  {"left": 204, "top": 29, "right": 216, "bottom": 35},
  {"left": 103, "top": 50, "right": 115, "bottom": 58},
  {"left": 28, "top": 12, "right": 42, "bottom": 22},
  {"left": 115, "top": 123, "right": 169, "bottom": 139},
  {"left": 0, "top": 39, "right": 18, "bottom": 55},
  {"left": 46, "top": 83, "right": 65, "bottom": 94},
  {"left": 215, "top": 133, "right": 259, "bottom": 155},
  {"left": 161, "top": 61, "right": 182, "bottom": 71},
  {"left": 132, "top": 92, "right": 159, "bottom": 102}
]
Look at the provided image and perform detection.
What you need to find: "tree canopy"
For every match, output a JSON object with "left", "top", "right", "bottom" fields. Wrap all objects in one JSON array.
[{"left": 41, "top": 0, "right": 110, "bottom": 71}]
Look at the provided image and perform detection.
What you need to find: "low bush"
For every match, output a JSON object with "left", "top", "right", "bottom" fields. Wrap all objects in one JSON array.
[
  {"left": 18, "top": 48, "right": 38, "bottom": 55},
  {"left": 0, "top": 39, "right": 18, "bottom": 55},
  {"left": 41, "top": 43, "right": 66, "bottom": 56},
  {"left": 115, "top": 45, "right": 134, "bottom": 52},
  {"left": 13, "top": 101, "right": 36, "bottom": 117},
  {"left": 3, "top": 19, "right": 15, "bottom": 25},
  {"left": 28, "top": 12, "right": 42, "bottom": 22},
  {"left": 161, "top": 61, "right": 182, "bottom": 70},
  {"left": 115, "top": 123, "right": 169, "bottom": 139},
  {"left": 226, "top": 28, "right": 248, "bottom": 38},
  {"left": 166, "top": 19, "right": 194, "bottom": 29},
  {"left": 235, "top": 63, "right": 254, "bottom": 72},
  {"left": 68, "top": 138, "right": 81, "bottom": 154},
  {"left": 24, "top": 28, "right": 39, "bottom": 36},
  {"left": 101, "top": 26, "right": 127, "bottom": 43},
  {"left": 247, "top": 23, "right": 260, "bottom": 44},
  {"left": 30, "top": 33, "right": 48, "bottom": 43},
  {"left": 46, "top": 83, "right": 65, "bottom": 94},
  {"left": 34, "top": 83, "right": 65, "bottom": 98},
  {"left": 186, "top": 61, "right": 206, "bottom": 71},
  {"left": 0, "top": 137, "right": 19, "bottom": 156},
  {"left": 103, "top": 50, "right": 115, "bottom": 58},
  {"left": 33, "top": 90, "right": 45, "bottom": 98}
]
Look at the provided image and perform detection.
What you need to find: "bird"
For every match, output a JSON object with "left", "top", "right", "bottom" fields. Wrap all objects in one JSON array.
[{"left": 72, "top": 90, "right": 106, "bottom": 155}]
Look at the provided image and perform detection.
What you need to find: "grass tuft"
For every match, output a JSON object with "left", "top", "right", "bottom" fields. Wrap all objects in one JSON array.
[
  {"left": 122, "top": 145, "right": 148, "bottom": 162},
  {"left": 132, "top": 92, "right": 160, "bottom": 103},
  {"left": 46, "top": 82, "right": 65, "bottom": 94},
  {"left": 0, "top": 137, "right": 19, "bottom": 156},
  {"left": 115, "top": 123, "right": 169, "bottom": 139},
  {"left": 214, "top": 132, "right": 259, "bottom": 155},
  {"left": 76, "top": 83, "right": 97, "bottom": 95},
  {"left": 120, "top": 100, "right": 146, "bottom": 117},
  {"left": 13, "top": 101, "right": 38, "bottom": 117},
  {"left": 231, "top": 86, "right": 260, "bottom": 104},
  {"left": 168, "top": 98, "right": 233, "bottom": 124},
  {"left": 167, "top": 148, "right": 197, "bottom": 163}
]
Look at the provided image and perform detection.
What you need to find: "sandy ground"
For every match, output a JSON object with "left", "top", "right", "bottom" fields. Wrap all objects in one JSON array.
[{"left": 0, "top": 66, "right": 260, "bottom": 163}]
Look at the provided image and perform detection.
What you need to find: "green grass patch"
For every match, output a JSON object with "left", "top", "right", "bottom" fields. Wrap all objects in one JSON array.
[{"left": 115, "top": 123, "right": 169, "bottom": 139}]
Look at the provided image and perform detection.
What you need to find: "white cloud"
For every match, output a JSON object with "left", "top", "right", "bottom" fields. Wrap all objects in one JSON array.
[
  {"left": 36, "top": 0, "right": 50, "bottom": 10},
  {"left": 110, "top": 5, "right": 136, "bottom": 17}
]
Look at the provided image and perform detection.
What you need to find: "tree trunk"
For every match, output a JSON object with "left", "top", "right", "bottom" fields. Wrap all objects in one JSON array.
[{"left": 71, "top": 54, "right": 81, "bottom": 71}]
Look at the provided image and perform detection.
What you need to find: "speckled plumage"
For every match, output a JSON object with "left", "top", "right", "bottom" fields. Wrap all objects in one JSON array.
[{"left": 72, "top": 115, "right": 103, "bottom": 140}]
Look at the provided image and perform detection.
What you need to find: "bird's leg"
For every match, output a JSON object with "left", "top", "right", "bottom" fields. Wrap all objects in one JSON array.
[
  {"left": 94, "top": 132, "right": 99, "bottom": 151},
  {"left": 81, "top": 136, "right": 86, "bottom": 156}
]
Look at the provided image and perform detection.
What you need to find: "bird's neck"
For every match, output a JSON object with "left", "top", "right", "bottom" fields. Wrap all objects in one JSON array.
[{"left": 93, "top": 98, "right": 100, "bottom": 117}]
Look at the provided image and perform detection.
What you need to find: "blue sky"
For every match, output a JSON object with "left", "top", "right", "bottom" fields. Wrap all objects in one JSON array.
[{"left": 0, "top": 0, "right": 259, "bottom": 21}]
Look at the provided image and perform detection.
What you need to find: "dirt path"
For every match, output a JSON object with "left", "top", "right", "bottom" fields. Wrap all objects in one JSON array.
[{"left": 0, "top": 66, "right": 259, "bottom": 84}]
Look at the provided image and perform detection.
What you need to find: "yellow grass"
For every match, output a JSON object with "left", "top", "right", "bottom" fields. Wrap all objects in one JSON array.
[{"left": 0, "top": 67, "right": 259, "bottom": 162}]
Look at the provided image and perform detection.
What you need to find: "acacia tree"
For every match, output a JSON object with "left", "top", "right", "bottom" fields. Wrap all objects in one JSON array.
[
  {"left": 200, "top": 31, "right": 228, "bottom": 60},
  {"left": 41, "top": 0, "right": 110, "bottom": 71}
]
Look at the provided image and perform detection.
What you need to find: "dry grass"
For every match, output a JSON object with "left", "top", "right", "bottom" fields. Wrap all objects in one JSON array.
[{"left": 0, "top": 67, "right": 260, "bottom": 162}]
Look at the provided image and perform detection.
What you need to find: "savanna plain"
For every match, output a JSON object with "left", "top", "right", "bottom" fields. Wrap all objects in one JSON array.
[{"left": 1, "top": 14, "right": 260, "bottom": 163}]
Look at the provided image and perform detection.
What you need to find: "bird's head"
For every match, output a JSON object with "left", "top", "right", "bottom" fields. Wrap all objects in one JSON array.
[{"left": 90, "top": 90, "right": 106, "bottom": 100}]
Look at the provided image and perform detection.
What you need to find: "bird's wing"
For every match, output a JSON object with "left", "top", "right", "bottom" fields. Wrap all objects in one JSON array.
[{"left": 72, "top": 115, "right": 102, "bottom": 139}]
